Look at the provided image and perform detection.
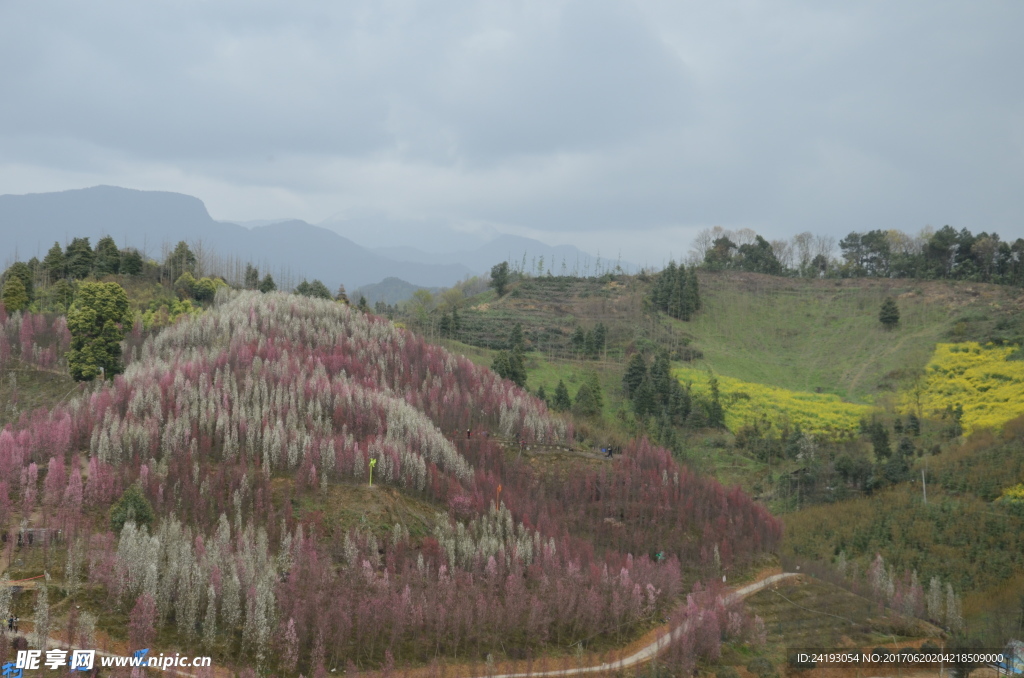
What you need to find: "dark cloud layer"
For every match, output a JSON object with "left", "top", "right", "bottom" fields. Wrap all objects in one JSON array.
[{"left": 1, "top": 0, "right": 1021, "bottom": 262}]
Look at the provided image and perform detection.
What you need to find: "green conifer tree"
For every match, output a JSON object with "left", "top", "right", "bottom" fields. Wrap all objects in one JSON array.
[
  {"left": 94, "top": 236, "right": 121, "bottom": 275},
  {"left": 119, "top": 249, "right": 144, "bottom": 276},
  {"left": 681, "top": 266, "right": 701, "bottom": 320},
  {"left": 707, "top": 375, "right": 726, "bottom": 428},
  {"left": 571, "top": 326, "right": 586, "bottom": 356},
  {"left": 43, "top": 241, "right": 66, "bottom": 281},
  {"left": 258, "top": 274, "right": 277, "bottom": 293},
  {"left": 65, "top": 238, "right": 95, "bottom": 279},
  {"left": 653, "top": 262, "right": 677, "bottom": 312},
  {"left": 879, "top": 297, "right": 900, "bottom": 329},
  {"left": 2, "top": 262, "right": 34, "bottom": 302},
  {"left": 166, "top": 241, "right": 196, "bottom": 280},
  {"left": 622, "top": 353, "right": 647, "bottom": 399},
  {"left": 552, "top": 380, "right": 572, "bottom": 411},
  {"left": 668, "top": 266, "right": 685, "bottom": 318},
  {"left": 244, "top": 264, "right": 260, "bottom": 290},
  {"left": 649, "top": 351, "right": 672, "bottom": 405},
  {"left": 633, "top": 376, "right": 655, "bottom": 419}
]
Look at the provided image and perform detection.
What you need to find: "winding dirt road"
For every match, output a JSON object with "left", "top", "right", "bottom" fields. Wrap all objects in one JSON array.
[{"left": 489, "top": 573, "right": 800, "bottom": 678}]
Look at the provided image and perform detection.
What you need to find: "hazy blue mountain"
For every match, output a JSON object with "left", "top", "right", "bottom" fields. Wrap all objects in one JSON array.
[
  {"left": 350, "top": 277, "right": 440, "bottom": 306},
  {"left": 227, "top": 219, "right": 299, "bottom": 229},
  {"left": 319, "top": 214, "right": 494, "bottom": 255},
  {"left": 373, "top": 234, "right": 633, "bottom": 275},
  {"left": 1, "top": 185, "right": 218, "bottom": 251},
  {"left": 0, "top": 186, "right": 471, "bottom": 289},
  {"left": 371, "top": 245, "right": 431, "bottom": 262}
]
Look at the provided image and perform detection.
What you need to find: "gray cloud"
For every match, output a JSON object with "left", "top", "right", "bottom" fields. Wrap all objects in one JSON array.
[{"left": 1, "top": 0, "right": 1022, "bottom": 263}]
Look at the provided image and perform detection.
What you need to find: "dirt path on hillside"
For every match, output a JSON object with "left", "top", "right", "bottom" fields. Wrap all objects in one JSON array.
[
  {"left": 382, "top": 572, "right": 800, "bottom": 678},
  {"left": 846, "top": 330, "right": 914, "bottom": 396}
]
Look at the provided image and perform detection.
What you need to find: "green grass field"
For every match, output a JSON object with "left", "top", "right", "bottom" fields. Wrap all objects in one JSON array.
[
  {"left": 451, "top": 271, "right": 1024, "bottom": 412},
  {"left": 683, "top": 276, "right": 958, "bottom": 402}
]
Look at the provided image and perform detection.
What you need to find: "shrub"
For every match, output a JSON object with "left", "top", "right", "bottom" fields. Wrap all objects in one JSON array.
[{"left": 110, "top": 484, "right": 154, "bottom": 533}]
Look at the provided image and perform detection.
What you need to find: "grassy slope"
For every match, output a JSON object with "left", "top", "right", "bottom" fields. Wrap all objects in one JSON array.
[
  {"left": 458, "top": 271, "right": 1024, "bottom": 406},
  {"left": 683, "top": 273, "right": 1022, "bottom": 402},
  {"left": 0, "top": 359, "right": 80, "bottom": 428},
  {"left": 443, "top": 275, "right": 1022, "bottom": 495},
  {"left": 447, "top": 273, "right": 1024, "bottom": 488}
]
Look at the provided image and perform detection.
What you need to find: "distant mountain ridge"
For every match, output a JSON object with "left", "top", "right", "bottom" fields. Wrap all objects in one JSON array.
[
  {"left": 0, "top": 186, "right": 471, "bottom": 290},
  {"left": 0, "top": 186, "right": 617, "bottom": 290},
  {"left": 373, "top": 235, "right": 633, "bottom": 275}
]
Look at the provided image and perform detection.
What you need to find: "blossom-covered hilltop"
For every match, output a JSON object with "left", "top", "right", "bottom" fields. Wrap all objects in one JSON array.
[{"left": 0, "top": 291, "right": 780, "bottom": 673}]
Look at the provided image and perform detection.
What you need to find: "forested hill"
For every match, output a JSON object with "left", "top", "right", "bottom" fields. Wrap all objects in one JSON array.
[
  {"left": 0, "top": 290, "right": 781, "bottom": 674},
  {"left": 0, "top": 186, "right": 470, "bottom": 289}
]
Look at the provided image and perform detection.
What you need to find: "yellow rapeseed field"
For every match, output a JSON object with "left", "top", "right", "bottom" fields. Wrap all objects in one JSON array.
[
  {"left": 901, "top": 342, "right": 1024, "bottom": 435},
  {"left": 673, "top": 368, "right": 873, "bottom": 438}
]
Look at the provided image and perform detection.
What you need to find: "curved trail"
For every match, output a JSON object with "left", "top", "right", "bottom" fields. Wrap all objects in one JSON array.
[{"left": 490, "top": 573, "right": 799, "bottom": 678}]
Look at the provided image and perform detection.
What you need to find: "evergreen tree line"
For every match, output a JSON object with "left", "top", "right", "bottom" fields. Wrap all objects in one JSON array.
[
  {"left": 649, "top": 261, "right": 701, "bottom": 320},
  {"left": 537, "top": 373, "right": 604, "bottom": 419},
  {"left": 1, "top": 238, "right": 235, "bottom": 313},
  {"left": 491, "top": 323, "right": 527, "bottom": 388},
  {"left": 1, "top": 236, "right": 145, "bottom": 313},
  {"left": 570, "top": 322, "right": 607, "bottom": 359},
  {"left": 692, "top": 225, "right": 1024, "bottom": 286},
  {"left": 622, "top": 352, "right": 725, "bottom": 433}
]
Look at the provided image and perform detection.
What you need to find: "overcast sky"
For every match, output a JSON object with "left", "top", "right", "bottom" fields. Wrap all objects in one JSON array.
[{"left": 2, "top": 1, "right": 1022, "bottom": 264}]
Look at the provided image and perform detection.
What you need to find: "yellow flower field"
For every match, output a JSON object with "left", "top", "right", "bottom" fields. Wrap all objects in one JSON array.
[
  {"left": 673, "top": 368, "right": 873, "bottom": 438},
  {"left": 901, "top": 342, "right": 1024, "bottom": 435},
  {"left": 999, "top": 483, "right": 1024, "bottom": 502}
]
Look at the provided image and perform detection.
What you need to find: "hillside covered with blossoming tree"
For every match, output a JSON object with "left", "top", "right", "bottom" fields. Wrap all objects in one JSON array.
[{"left": 0, "top": 292, "right": 781, "bottom": 674}]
